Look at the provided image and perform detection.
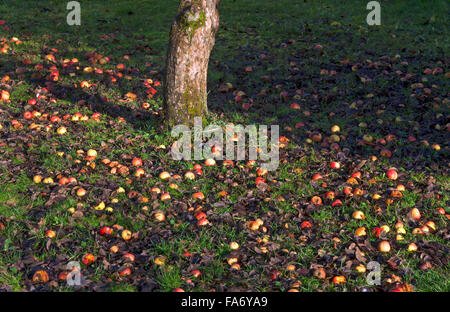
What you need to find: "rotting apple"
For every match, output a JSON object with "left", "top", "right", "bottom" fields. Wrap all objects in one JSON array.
[
  {"left": 82, "top": 253, "right": 96, "bottom": 265},
  {"left": 123, "top": 253, "right": 135, "bottom": 262}
]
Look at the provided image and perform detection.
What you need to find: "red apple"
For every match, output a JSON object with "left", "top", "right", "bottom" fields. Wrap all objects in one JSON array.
[
  {"left": 192, "top": 192, "right": 205, "bottom": 200},
  {"left": 195, "top": 212, "right": 207, "bottom": 220},
  {"left": 131, "top": 157, "right": 143, "bottom": 167},
  {"left": 192, "top": 270, "right": 201, "bottom": 278},
  {"left": 82, "top": 253, "right": 96, "bottom": 265},
  {"left": 46, "top": 230, "right": 56, "bottom": 238},
  {"left": 330, "top": 161, "right": 340, "bottom": 169},
  {"left": 99, "top": 227, "right": 113, "bottom": 235},
  {"left": 1, "top": 90, "right": 10, "bottom": 102},
  {"left": 301, "top": 221, "right": 312, "bottom": 229},
  {"left": 119, "top": 268, "right": 131, "bottom": 276}
]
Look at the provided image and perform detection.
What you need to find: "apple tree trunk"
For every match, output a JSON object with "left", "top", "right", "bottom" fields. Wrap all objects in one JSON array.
[{"left": 163, "top": 0, "right": 221, "bottom": 126}]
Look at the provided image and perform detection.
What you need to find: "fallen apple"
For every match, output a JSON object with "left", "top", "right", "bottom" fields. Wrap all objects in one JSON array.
[
  {"left": 192, "top": 192, "right": 205, "bottom": 200},
  {"left": 154, "top": 211, "right": 166, "bottom": 221},
  {"left": 352, "top": 264, "right": 365, "bottom": 274},
  {"left": 154, "top": 256, "right": 167, "bottom": 266},
  {"left": 332, "top": 275, "right": 346, "bottom": 285},
  {"left": 87, "top": 149, "right": 97, "bottom": 158},
  {"left": 425, "top": 221, "right": 436, "bottom": 232},
  {"left": 134, "top": 168, "right": 145, "bottom": 177},
  {"left": 56, "top": 126, "right": 67, "bottom": 135},
  {"left": 331, "top": 125, "right": 340, "bottom": 133},
  {"left": 198, "top": 218, "right": 209, "bottom": 226},
  {"left": 46, "top": 230, "right": 56, "bottom": 238},
  {"left": 1, "top": 90, "right": 10, "bottom": 102},
  {"left": 159, "top": 171, "right": 170, "bottom": 180},
  {"left": 410, "top": 208, "right": 421, "bottom": 220},
  {"left": 355, "top": 227, "right": 366, "bottom": 237},
  {"left": 352, "top": 210, "right": 365, "bottom": 220},
  {"left": 313, "top": 267, "right": 326, "bottom": 279},
  {"left": 386, "top": 169, "right": 398, "bottom": 180},
  {"left": 192, "top": 270, "right": 201, "bottom": 278},
  {"left": 119, "top": 268, "right": 131, "bottom": 276},
  {"left": 378, "top": 241, "right": 391, "bottom": 253},
  {"left": 76, "top": 187, "right": 87, "bottom": 197},
  {"left": 32, "top": 270, "right": 49, "bottom": 283},
  {"left": 407, "top": 243, "right": 418, "bottom": 252},
  {"left": 131, "top": 157, "right": 143, "bottom": 167},
  {"left": 330, "top": 161, "right": 340, "bottom": 169},
  {"left": 43, "top": 177, "right": 54, "bottom": 184},
  {"left": 82, "top": 253, "right": 96, "bottom": 265},
  {"left": 99, "top": 226, "right": 113, "bottom": 235},
  {"left": 33, "top": 175, "right": 43, "bottom": 183},
  {"left": 123, "top": 253, "right": 135, "bottom": 262},
  {"left": 184, "top": 171, "right": 195, "bottom": 180},
  {"left": 121, "top": 230, "right": 132, "bottom": 240},
  {"left": 161, "top": 193, "right": 171, "bottom": 201}
]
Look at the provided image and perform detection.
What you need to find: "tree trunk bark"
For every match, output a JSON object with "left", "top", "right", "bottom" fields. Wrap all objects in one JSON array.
[{"left": 163, "top": 0, "right": 221, "bottom": 126}]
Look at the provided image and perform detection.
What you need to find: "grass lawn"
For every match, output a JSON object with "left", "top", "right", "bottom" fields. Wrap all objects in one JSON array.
[{"left": 0, "top": 0, "right": 449, "bottom": 291}]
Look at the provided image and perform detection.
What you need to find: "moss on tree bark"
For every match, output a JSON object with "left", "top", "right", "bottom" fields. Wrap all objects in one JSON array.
[{"left": 163, "top": 0, "right": 221, "bottom": 127}]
